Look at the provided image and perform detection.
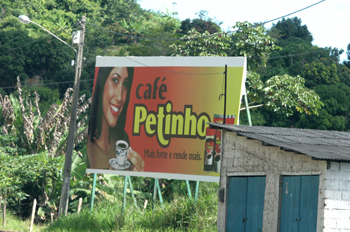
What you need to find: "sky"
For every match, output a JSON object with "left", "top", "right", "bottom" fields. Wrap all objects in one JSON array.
[{"left": 139, "top": 0, "right": 349, "bottom": 62}]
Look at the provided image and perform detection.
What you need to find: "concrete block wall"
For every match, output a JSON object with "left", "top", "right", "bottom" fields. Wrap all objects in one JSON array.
[
  {"left": 323, "top": 162, "right": 350, "bottom": 231},
  {"left": 217, "top": 131, "right": 328, "bottom": 232}
]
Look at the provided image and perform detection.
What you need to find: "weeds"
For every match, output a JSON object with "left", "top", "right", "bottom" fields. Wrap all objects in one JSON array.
[{"left": 42, "top": 182, "right": 218, "bottom": 232}]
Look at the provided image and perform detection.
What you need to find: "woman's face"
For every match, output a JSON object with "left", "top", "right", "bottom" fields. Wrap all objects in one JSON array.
[{"left": 102, "top": 67, "right": 130, "bottom": 128}]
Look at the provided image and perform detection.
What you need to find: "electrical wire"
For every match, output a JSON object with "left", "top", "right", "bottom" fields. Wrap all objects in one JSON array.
[
  {"left": 0, "top": 78, "right": 94, "bottom": 90},
  {"left": 85, "top": 29, "right": 110, "bottom": 48},
  {"left": 0, "top": 25, "right": 77, "bottom": 56},
  {"left": 0, "top": 34, "right": 50, "bottom": 56},
  {"left": 85, "top": 30, "right": 224, "bottom": 76},
  {"left": 86, "top": 0, "right": 325, "bottom": 41},
  {"left": 258, "top": 0, "right": 325, "bottom": 26},
  {"left": 268, "top": 49, "right": 327, "bottom": 60},
  {"left": 124, "top": 56, "right": 225, "bottom": 75},
  {"left": 0, "top": 0, "right": 328, "bottom": 89},
  {"left": 0, "top": 0, "right": 326, "bottom": 59},
  {"left": 0, "top": 47, "right": 335, "bottom": 90}
]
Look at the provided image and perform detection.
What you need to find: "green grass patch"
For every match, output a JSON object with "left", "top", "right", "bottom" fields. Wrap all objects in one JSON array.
[
  {"left": 44, "top": 182, "right": 218, "bottom": 232},
  {"left": 0, "top": 212, "right": 45, "bottom": 232}
]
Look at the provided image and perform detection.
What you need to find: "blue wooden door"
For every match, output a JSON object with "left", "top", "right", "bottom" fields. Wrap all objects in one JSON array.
[
  {"left": 280, "top": 175, "right": 319, "bottom": 232},
  {"left": 226, "top": 176, "right": 266, "bottom": 232},
  {"left": 299, "top": 176, "right": 319, "bottom": 231}
]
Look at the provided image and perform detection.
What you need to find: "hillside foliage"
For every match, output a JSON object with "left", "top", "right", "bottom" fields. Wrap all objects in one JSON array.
[{"left": 1, "top": 0, "right": 350, "bottom": 229}]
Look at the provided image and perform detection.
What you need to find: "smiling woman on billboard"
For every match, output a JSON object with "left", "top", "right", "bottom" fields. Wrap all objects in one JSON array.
[{"left": 87, "top": 67, "right": 144, "bottom": 171}]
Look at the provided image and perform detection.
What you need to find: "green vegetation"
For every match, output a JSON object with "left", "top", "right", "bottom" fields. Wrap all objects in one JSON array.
[
  {"left": 44, "top": 182, "right": 218, "bottom": 232},
  {"left": 1, "top": 0, "right": 350, "bottom": 231},
  {"left": 1, "top": 181, "right": 218, "bottom": 232},
  {"left": 0, "top": 212, "right": 45, "bottom": 232}
]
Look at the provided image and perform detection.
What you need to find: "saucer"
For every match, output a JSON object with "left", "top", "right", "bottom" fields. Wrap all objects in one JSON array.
[{"left": 109, "top": 158, "right": 131, "bottom": 170}]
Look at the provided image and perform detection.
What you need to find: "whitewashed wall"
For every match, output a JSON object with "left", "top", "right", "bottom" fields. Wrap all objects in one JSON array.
[
  {"left": 217, "top": 130, "right": 328, "bottom": 232},
  {"left": 323, "top": 162, "right": 350, "bottom": 232}
]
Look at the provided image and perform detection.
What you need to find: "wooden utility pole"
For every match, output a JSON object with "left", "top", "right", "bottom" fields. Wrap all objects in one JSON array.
[{"left": 58, "top": 15, "right": 86, "bottom": 217}]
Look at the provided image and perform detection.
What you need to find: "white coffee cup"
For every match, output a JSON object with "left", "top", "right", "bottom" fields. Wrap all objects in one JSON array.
[{"left": 116, "top": 140, "right": 129, "bottom": 166}]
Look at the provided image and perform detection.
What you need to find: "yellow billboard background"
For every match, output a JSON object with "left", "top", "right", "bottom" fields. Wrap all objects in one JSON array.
[{"left": 87, "top": 57, "right": 246, "bottom": 182}]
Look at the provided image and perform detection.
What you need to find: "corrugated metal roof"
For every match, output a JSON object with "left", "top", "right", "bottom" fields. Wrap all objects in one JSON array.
[{"left": 209, "top": 123, "right": 350, "bottom": 162}]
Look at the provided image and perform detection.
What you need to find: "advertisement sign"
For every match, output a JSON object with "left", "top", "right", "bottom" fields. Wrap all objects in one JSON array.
[{"left": 86, "top": 57, "right": 246, "bottom": 182}]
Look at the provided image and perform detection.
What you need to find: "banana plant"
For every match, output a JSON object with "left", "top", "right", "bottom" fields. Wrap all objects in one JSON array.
[
  {"left": 1, "top": 77, "right": 90, "bottom": 157},
  {"left": 37, "top": 150, "right": 91, "bottom": 219}
]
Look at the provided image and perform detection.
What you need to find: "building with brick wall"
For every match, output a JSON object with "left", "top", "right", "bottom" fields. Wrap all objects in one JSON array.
[{"left": 209, "top": 124, "right": 350, "bottom": 232}]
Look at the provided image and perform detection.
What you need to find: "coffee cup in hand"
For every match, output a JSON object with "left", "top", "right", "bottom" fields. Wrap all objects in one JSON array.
[{"left": 116, "top": 140, "right": 129, "bottom": 166}]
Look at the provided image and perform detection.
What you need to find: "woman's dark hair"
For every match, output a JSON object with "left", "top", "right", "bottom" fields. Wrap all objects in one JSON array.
[{"left": 88, "top": 67, "right": 134, "bottom": 143}]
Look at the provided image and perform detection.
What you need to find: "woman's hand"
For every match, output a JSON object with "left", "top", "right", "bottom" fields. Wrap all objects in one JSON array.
[{"left": 128, "top": 147, "right": 144, "bottom": 171}]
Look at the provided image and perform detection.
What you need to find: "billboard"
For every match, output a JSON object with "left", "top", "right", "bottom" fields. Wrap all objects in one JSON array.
[{"left": 86, "top": 57, "right": 246, "bottom": 182}]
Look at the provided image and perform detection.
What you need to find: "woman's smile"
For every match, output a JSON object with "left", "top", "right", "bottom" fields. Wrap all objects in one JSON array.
[{"left": 110, "top": 104, "right": 121, "bottom": 116}]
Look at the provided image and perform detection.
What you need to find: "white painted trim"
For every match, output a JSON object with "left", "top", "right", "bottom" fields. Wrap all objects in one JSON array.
[
  {"left": 227, "top": 172, "right": 267, "bottom": 176},
  {"left": 280, "top": 171, "right": 322, "bottom": 175},
  {"left": 96, "top": 56, "right": 246, "bottom": 67},
  {"left": 86, "top": 169, "right": 220, "bottom": 182}
]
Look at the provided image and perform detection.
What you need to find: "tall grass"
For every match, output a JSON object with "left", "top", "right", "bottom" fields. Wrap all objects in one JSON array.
[
  {"left": 44, "top": 182, "right": 219, "bottom": 232},
  {"left": 0, "top": 212, "right": 45, "bottom": 232}
]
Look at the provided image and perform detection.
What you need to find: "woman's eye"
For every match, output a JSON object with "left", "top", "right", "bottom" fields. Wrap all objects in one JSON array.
[
  {"left": 112, "top": 78, "right": 118, "bottom": 84},
  {"left": 123, "top": 79, "right": 130, "bottom": 88}
]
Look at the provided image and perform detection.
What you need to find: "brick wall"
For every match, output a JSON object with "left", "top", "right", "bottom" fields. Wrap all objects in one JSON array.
[{"left": 323, "top": 162, "right": 350, "bottom": 231}]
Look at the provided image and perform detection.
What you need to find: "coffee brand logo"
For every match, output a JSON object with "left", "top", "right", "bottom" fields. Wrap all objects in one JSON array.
[{"left": 133, "top": 77, "right": 211, "bottom": 147}]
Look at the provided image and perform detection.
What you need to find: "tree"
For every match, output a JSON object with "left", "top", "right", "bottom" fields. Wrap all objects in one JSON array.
[
  {"left": 315, "top": 84, "right": 350, "bottom": 117},
  {"left": 171, "top": 29, "right": 230, "bottom": 57},
  {"left": 0, "top": 78, "right": 89, "bottom": 156},
  {"left": 127, "top": 11, "right": 181, "bottom": 56},
  {"left": 343, "top": 43, "right": 350, "bottom": 69},
  {"left": 170, "top": 22, "right": 323, "bottom": 118},
  {"left": 272, "top": 17, "right": 313, "bottom": 43},
  {"left": 172, "top": 21, "right": 280, "bottom": 67},
  {"left": 178, "top": 10, "right": 221, "bottom": 35},
  {"left": 228, "top": 21, "right": 281, "bottom": 70},
  {"left": 302, "top": 62, "right": 339, "bottom": 87},
  {"left": 338, "top": 65, "right": 350, "bottom": 86},
  {"left": 0, "top": 16, "right": 76, "bottom": 96},
  {"left": 296, "top": 109, "right": 347, "bottom": 131},
  {"left": 247, "top": 72, "right": 323, "bottom": 116},
  {"left": 180, "top": 18, "right": 221, "bottom": 34}
]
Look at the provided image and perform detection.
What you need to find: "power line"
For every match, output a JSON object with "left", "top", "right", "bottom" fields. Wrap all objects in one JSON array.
[
  {"left": 0, "top": 25, "right": 77, "bottom": 56},
  {"left": 0, "top": 0, "right": 325, "bottom": 59},
  {"left": 260, "top": 0, "right": 325, "bottom": 26},
  {"left": 87, "top": 0, "right": 325, "bottom": 41},
  {"left": 268, "top": 49, "right": 327, "bottom": 60},
  {"left": 85, "top": 30, "right": 225, "bottom": 75},
  {"left": 0, "top": 35, "right": 50, "bottom": 56},
  {"left": 0, "top": 78, "right": 94, "bottom": 90},
  {"left": 85, "top": 29, "right": 110, "bottom": 48},
  {"left": 86, "top": 22, "right": 185, "bottom": 41},
  {"left": 0, "top": 0, "right": 327, "bottom": 89},
  {"left": 0, "top": 47, "right": 337, "bottom": 90},
  {"left": 124, "top": 57, "right": 225, "bottom": 75},
  {"left": 0, "top": 49, "right": 332, "bottom": 90}
]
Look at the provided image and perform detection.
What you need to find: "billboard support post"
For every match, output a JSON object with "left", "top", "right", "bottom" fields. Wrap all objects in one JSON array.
[
  {"left": 244, "top": 95, "right": 252, "bottom": 126},
  {"left": 122, "top": 176, "right": 137, "bottom": 211},
  {"left": 122, "top": 176, "right": 127, "bottom": 211},
  {"left": 186, "top": 180, "right": 192, "bottom": 198},
  {"left": 185, "top": 180, "right": 200, "bottom": 202},
  {"left": 223, "top": 64, "right": 227, "bottom": 124},
  {"left": 127, "top": 176, "right": 137, "bottom": 208},
  {"left": 152, "top": 179, "right": 163, "bottom": 207},
  {"left": 90, "top": 173, "right": 97, "bottom": 211},
  {"left": 194, "top": 181, "right": 199, "bottom": 202}
]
